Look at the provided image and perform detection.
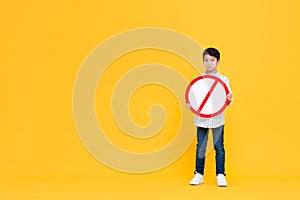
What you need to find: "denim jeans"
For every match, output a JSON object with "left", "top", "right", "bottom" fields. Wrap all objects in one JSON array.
[{"left": 195, "top": 125, "right": 226, "bottom": 176}]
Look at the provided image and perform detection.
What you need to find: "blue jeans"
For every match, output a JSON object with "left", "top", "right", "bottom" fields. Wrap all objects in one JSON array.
[{"left": 195, "top": 125, "right": 226, "bottom": 176}]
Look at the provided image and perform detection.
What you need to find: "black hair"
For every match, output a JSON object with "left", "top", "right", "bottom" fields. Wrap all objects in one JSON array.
[{"left": 202, "top": 47, "right": 220, "bottom": 61}]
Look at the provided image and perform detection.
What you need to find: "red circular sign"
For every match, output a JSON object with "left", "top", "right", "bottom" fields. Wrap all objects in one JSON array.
[{"left": 185, "top": 75, "right": 229, "bottom": 118}]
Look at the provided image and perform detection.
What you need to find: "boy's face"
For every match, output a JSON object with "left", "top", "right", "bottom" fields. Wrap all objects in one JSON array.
[{"left": 203, "top": 54, "right": 220, "bottom": 73}]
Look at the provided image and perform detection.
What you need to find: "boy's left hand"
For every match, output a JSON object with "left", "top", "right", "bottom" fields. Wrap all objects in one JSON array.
[{"left": 226, "top": 93, "right": 233, "bottom": 101}]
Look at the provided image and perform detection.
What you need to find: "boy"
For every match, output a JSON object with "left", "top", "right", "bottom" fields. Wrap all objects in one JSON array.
[{"left": 186, "top": 47, "right": 233, "bottom": 187}]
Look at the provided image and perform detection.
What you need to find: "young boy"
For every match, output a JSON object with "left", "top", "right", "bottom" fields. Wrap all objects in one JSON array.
[{"left": 187, "top": 47, "right": 233, "bottom": 187}]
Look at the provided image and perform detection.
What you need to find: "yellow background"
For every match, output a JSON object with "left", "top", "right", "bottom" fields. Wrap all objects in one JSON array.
[{"left": 1, "top": 0, "right": 300, "bottom": 199}]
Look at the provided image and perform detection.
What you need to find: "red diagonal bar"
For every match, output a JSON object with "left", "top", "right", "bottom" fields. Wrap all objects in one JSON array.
[{"left": 196, "top": 79, "right": 218, "bottom": 115}]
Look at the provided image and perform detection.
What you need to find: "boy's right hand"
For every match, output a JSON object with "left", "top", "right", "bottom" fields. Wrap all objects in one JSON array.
[{"left": 185, "top": 103, "right": 191, "bottom": 109}]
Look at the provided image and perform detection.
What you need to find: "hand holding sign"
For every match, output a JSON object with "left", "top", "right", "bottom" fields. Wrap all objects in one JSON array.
[
  {"left": 185, "top": 75, "right": 230, "bottom": 118},
  {"left": 226, "top": 93, "right": 233, "bottom": 101}
]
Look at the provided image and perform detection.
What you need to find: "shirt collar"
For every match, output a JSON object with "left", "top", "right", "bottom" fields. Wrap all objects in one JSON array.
[{"left": 204, "top": 71, "right": 219, "bottom": 76}]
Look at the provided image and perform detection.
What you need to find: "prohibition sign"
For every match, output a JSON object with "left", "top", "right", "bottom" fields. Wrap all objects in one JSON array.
[{"left": 185, "top": 75, "right": 229, "bottom": 118}]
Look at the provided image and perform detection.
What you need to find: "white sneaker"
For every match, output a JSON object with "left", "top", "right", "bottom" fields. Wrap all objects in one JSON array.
[
  {"left": 189, "top": 173, "right": 204, "bottom": 185},
  {"left": 216, "top": 174, "right": 227, "bottom": 187}
]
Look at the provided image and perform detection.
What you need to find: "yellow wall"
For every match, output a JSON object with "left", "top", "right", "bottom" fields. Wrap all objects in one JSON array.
[{"left": 1, "top": 0, "right": 300, "bottom": 185}]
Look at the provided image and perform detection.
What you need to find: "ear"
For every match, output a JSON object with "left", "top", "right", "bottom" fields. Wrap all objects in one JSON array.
[{"left": 217, "top": 59, "right": 221, "bottom": 65}]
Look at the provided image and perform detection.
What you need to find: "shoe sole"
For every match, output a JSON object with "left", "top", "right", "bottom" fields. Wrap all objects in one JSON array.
[
  {"left": 217, "top": 184, "right": 227, "bottom": 187},
  {"left": 189, "top": 182, "right": 204, "bottom": 185}
]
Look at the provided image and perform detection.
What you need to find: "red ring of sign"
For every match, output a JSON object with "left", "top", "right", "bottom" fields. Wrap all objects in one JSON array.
[{"left": 185, "top": 75, "right": 229, "bottom": 118}]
